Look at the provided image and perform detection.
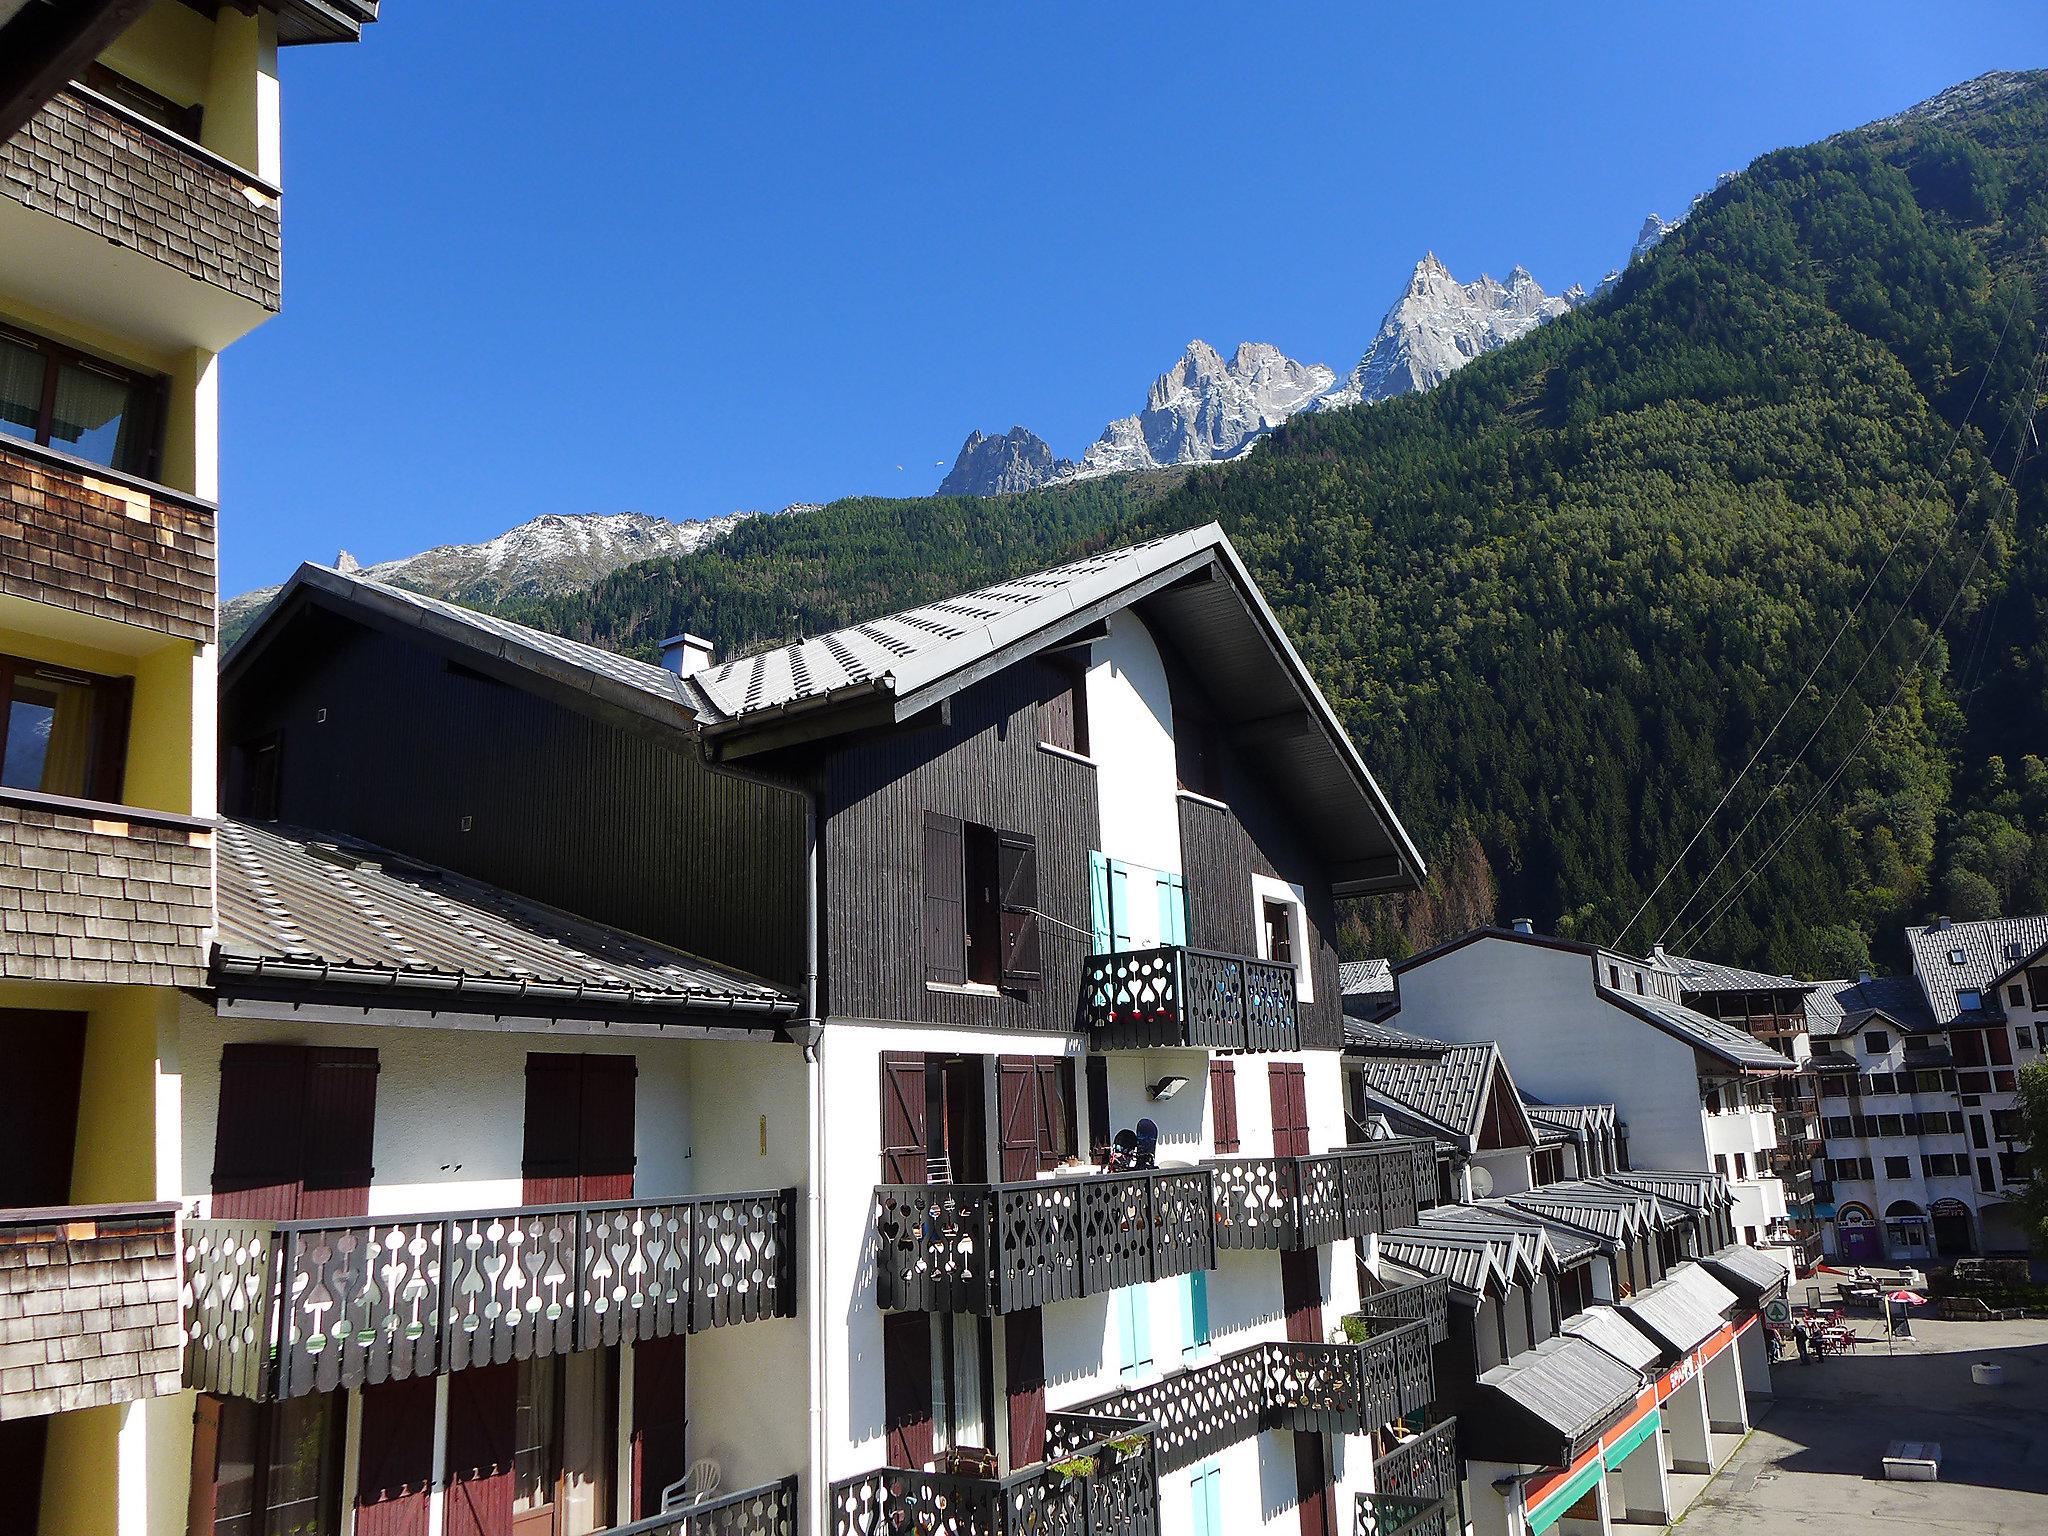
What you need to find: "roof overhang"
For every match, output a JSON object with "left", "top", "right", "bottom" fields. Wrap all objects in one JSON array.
[{"left": 0, "top": 0, "right": 151, "bottom": 142}]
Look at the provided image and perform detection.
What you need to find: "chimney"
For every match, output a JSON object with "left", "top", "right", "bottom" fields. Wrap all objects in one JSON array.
[
  {"left": 660, "top": 633, "right": 715, "bottom": 678},
  {"left": 1510, "top": 917, "right": 1535, "bottom": 936},
  {"left": 1934, "top": 915, "right": 1952, "bottom": 931},
  {"left": 1857, "top": 969, "right": 1873, "bottom": 984}
]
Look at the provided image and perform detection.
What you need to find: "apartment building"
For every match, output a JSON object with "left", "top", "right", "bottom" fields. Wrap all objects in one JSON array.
[
  {"left": 213, "top": 526, "right": 1456, "bottom": 1536},
  {"left": 0, "top": 6, "right": 376, "bottom": 1532}
]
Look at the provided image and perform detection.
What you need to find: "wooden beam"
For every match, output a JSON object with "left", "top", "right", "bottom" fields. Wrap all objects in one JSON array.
[{"left": 0, "top": 0, "right": 153, "bottom": 144}]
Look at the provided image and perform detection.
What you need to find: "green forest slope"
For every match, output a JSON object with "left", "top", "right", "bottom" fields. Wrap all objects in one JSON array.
[{"left": 520, "top": 72, "right": 2048, "bottom": 975}]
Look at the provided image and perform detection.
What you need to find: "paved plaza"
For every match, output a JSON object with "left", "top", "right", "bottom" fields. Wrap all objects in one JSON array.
[{"left": 1673, "top": 1314, "right": 2048, "bottom": 1534}]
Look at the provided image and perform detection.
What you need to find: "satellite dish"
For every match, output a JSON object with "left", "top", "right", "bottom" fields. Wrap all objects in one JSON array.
[{"left": 1469, "top": 1165, "right": 1495, "bottom": 1199}]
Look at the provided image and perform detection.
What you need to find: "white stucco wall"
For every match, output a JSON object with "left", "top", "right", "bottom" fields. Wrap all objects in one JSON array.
[{"left": 1085, "top": 612, "right": 1183, "bottom": 928}]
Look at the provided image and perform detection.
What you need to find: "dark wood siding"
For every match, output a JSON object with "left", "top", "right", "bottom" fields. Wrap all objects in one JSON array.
[
  {"left": 222, "top": 614, "right": 804, "bottom": 987},
  {"left": 821, "top": 660, "right": 1099, "bottom": 1032}
]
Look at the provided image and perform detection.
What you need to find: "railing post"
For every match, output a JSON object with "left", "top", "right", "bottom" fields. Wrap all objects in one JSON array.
[
  {"left": 273, "top": 1228, "right": 296, "bottom": 1401},
  {"left": 779, "top": 1187, "right": 799, "bottom": 1319},
  {"left": 436, "top": 1218, "right": 455, "bottom": 1374}
]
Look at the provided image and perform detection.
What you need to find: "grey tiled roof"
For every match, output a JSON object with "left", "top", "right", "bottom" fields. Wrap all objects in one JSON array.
[
  {"left": 1350, "top": 1041, "right": 1525, "bottom": 1144},
  {"left": 1522, "top": 1102, "right": 1618, "bottom": 1138},
  {"left": 1342, "top": 1017, "right": 1448, "bottom": 1052},
  {"left": 1804, "top": 974, "right": 1936, "bottom": 1037},
  {"left": 1617, "top": 1264, "right": 1737, "bottom": 1357},
  {"left": 1598, "top": 987, "right": 1796, "bottom": 1070},
  {"left": 214, "top": 820, "right": 793, "bottom": 1017},
  {"left": 1504, "top": 1183, "right": 1658, "bottom": 1243},
  {"left": 1604, "top": 1169, "right": 1735, "bottom": 1213},
  {"left": 1476, "top": 1335, "right": 1641, "bottom": 1447},
  {"left": 1339, "top": 959, "right": 1395, "bottom": 996},
  {"left": 1906, "top": 914, "right": 2048, "bottom": 1027},
  {"left": 1379, "top": 1230, "right": 1517, "bottom": 1297},
  {"left": 1560, "top": 1306, "right": 1663, "bottom": 1374},
  {"left": 1655, "top": 951, "right": 1812, "bottom": 997}
]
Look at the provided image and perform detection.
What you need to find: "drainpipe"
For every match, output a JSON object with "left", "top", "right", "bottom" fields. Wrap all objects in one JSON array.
[{"left": 701, "top": 741, "right": 827, "bottom": 1533}]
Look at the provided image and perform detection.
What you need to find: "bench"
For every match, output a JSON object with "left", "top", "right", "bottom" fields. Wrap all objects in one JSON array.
[
  {"left": 1882, "top": 1441, "right": 1941, "bottom": 1481},
  {"left": 1938, "top": 1297, "right": 2021, "bottom": 1321}
]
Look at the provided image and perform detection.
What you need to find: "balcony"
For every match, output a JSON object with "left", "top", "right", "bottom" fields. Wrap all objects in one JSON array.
[
  {"left": 1074, "top": 1326, "right": 1436, "bottom": 1475},
  {"left": 1082, "top": 945, "right": 1300, "bottom": 1051},
  {"left": 0, "top": 790, "right": 212, "bottom": 988},
  {"left": 1356, "top": 1418, "right": 1459, "bottom": 1536},
  {"left": 605, "top": 1476, "right": 800, "bottom": 1536},
  {"left": 873, "top": 1167, "right": 1215, "bottom": 1315},
  {"left": 0, "top": 1202, "right": 182, "bottom": 1422},
  {"left": 0, "top": 438, "right": 217, "bottom": 644},
  {"left": 831, "top": 1413, "right": 1158, "bottom": 1536},
  {"left": 1351, "top": 1276, "right": 1452, "bottom": 1347},
  {"left": 183, "top": 1189, "right": 796, "bottom": 1400},
  {"left": 1209, "top": 1140, "right": 1435, "bottom": 1252}
]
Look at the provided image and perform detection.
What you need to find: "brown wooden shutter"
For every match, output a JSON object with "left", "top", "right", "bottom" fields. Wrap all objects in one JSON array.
[
  {"left": 882, "top": 1309, "right": 934, "bottom": 1470},
  {"left": 1294, "top": 1431, "right": 1335, "bottom": 1536},
  {"left": 522, "top": 1054, "right": 585, "bottom": 1205},
  {"left": 1210, "top": 1059, "right": 1239, "bottom": 1153},
  {"left": 1005, "top": 1307, "right": 1047, "bottom": 1470},
  {"left": 445, "top": 1362, "right": 517, "bottom": 1536},
  {"left": 997, "top": 1056, "right": 1039, "bottom": 1183},
  {"left": 1085, "top": 1055, "right": 1111, "bottom": 1165},
  {"left": 881, "top": 1052, "right": 929, "bottom": 1184},
  {"left": 1032, "top": 1059, "right": 1073, "bottom": 1169},
  {"left": 299, "top": 1047, "right": 379, "bottom": 1220},
  {"left": 186, "top": 1394, "right": 224, "bottom": 1536},
  {"left": 997, "top": 832, "right": 1042, "bottom": 990},
  {"left": 1269, "top": 1062, "right": 1309, "bottom": 1159},
  {"left": 213, "top": 1043, "right": 307, "bottom": 1220},
  {"left": 1281, "top": 1249, "right": 1324, "bottom": 1343},
  {"left": 355, "top": 1375, "right": 437, "bottom": 1536},
  {"left": 631, "top": 1333, "right": 689, "bottom": 1518},
  {"left": 579, "top": 1054, "right": 638, "bottom": 1202},
  {"left": 924, "top": 814, "right": 967, "bottom": 985}
]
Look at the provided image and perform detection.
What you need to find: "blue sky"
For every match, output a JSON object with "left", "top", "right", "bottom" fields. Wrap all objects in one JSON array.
[{"left": 220, "top": 1, "right": 2045, "bottom": 593}]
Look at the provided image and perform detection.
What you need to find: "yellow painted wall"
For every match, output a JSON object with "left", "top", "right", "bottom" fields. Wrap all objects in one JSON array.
[
  {"left": 199, "top": 6, "right": 264, "bottom": 174},
  {"left": 0, "top": 621, "right": 197, "bottom": 816},
  {"left": 37, "top": 1401, "right": 124, "bottom": 1536},
  {"left": 96, "top": 4, "right": 214, "bottom": 112},
  {"left": 67, "top": 987, "right": 168, "bottom": 1205}
]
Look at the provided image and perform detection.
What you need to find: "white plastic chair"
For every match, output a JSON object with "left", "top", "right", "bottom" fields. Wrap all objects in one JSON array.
[{"left": 659, "top": 1457, "right": 723, "bottom": 1512}]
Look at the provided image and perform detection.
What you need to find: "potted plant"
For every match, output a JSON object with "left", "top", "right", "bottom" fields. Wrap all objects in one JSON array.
[{"left": 1051, "top": 1454, "right": 1098, "bottom": 1482}]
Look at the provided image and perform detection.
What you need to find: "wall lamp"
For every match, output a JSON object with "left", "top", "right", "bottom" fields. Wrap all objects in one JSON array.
[{"left": 1149, "top": 1075, "right": 1189, "bottom": 1102}]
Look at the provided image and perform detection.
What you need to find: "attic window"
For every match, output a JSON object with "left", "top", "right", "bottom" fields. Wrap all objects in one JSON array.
[
  {"left": 1957, "top": 990, "right": 1983, "bottom": 1013},
  {"left": 1950, "top": 949, "right": 1967, "bottom": 966},
  {"left": 2006, "top": 942, "right": 2026, "bottom": 961}
]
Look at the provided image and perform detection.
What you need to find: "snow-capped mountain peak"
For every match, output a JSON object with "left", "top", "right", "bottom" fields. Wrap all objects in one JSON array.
[{"left": 1076, "top": 338, "right": 1337, "bottom": 476}]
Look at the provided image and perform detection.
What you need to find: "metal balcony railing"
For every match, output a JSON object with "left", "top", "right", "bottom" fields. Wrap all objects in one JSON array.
[
  {"left": 1208, "top": 1140, "right": 1435, "bottom": 1251},
  {"left": 1357, "top": 1418, "right": 1459, "bottom": 1536},
  {"left": 604, "top": 1475, "right": 801, "bottom": 1536},
  {"left": 873, "top": 1168, "right": 1215, "bottom": 1315},
  {"left": 1082, "top": 945, "right": 1300, "bottom": 1051},
  {"left": 183, "top": 1189, "right": 796, "bottom": 1399},
  {"left": 1351, "top": 1276, "right": 1452, "bottom": 1346},
  {"left": 829, "top": 1414, "right": 1158, "bottom": 1536}
]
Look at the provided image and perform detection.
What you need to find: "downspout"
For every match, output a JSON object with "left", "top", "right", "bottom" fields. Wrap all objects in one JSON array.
[{"left": 700, "top": 741, "right": 827, "bottom": 1535}]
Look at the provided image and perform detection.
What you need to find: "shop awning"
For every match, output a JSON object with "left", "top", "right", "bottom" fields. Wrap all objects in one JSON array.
[
  {"left": 1617, "top": 1264, "right": 1737, "bottom": 1358},
  {"left": 1699, "top": 1244, "right": 1789, "bottom": 1306}
]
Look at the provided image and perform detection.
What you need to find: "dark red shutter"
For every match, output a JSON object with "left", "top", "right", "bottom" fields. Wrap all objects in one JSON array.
[
  {"left": 1294, "top": 1432, "right": 1334, "bottom": 1536},
  {"left": 579, "top": 1055, "right": 638, "bottom": 1202},
  {"left": 444, "top": 1362, "right": 517, "bottom": 1536},
  {"left": 1086, "top": 1055, "right": 1111, "bottom": 1165},
  {"left": 1210, "top": 1060, "right": 1239, "bottom": 1154},
  {"left": 89, "top": 674, "right": 133, "bottom": 802},
  {"left": 1005, "top": 1308, "right": 1047, "bottom": 1470},
  {"left": 186, "top": 1394, "right": 224, "bottom": 1536},
  {"left": 1035, "top": 1059, "right": 1075, "bottom": 1168},
  {"left": 523, "top": 1054, "right": 585, "bottom": 1205},
  {"left": 882, "top": 1310, "right": 934, "bottom": 1470},
  {"left": 632, "top": 1333, "right": 689, "bottom": 1518},
  {"left": 299, "top": 1047, "right": 379, "bottom": 1220},
  {"left": 997, "top": 832, "right": 1042, "bottom": 990},
  {"left": 355, "top": 1375, "right": 437, "bottom": 1536},
  {"left": 1269, "top": 1063, "right": 1309, "bottom": 1159},
  {"left": 924, "top": 814, "right": 967, "bottom": 985},
  {"left": 1281, "top": 1249, "right": 1324, "bottom": 1343},
  {"left": 881, "top": 1052, "right": 929, "bottom": 1184},
  {"left": 997, "top": 1057, "right": 1039, "bottom": 1183},
  {"left": 213, "top": 1044, "right": 307, "bottom": 1220}
]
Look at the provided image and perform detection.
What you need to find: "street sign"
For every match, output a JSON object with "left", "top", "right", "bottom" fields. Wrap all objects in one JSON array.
[{"left": 1765, "top": 1298, "right": 1791, "bottom": 1324}]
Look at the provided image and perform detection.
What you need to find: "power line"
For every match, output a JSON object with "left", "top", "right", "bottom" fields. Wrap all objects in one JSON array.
[{"left": 1609, "top": 285, "right": 2028, "bottom": 952}]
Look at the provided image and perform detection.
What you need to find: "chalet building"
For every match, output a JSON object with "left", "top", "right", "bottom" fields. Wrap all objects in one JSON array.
[
  {"left": 1807, "top": 913, "right": 2045, "bottom": 1262},
  {"left": 214, "top": 525, "right": 1457, "bottom": 1536},
  {"left": 1345, "top": 1034, "right": 1543, "bottom": 1203},
  {"left": 0, "top": 5, "right": 377, "bottom": 1531},
  {"left": 1387, "top": 926, "right": 1801, "bottom": 1275}
]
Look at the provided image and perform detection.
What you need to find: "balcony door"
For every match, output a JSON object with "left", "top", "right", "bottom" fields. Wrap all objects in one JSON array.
[
  {"left": 511, "top": 1353, "right": 617, "bottom": 1536},
  {"left": 522, "top": 1053, "right": 636, "bottom": 1205}
]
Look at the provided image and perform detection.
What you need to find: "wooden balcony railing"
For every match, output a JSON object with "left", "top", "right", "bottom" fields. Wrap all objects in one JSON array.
[
  {"left": 1357, "top": 1418, "right": 1459, "bottom": 1536},
  {"left": 183, "top": 1189, "right": 796, "bottom": 1400},
  {"left": 873, "top": 1168, "right": 1215, "bottom": 1315},
  {"left": 1351, "top": 1276, "right": 1452, "bottom": 1347},
  {"left": 1208, "top": 1140, "right": 1434, "bottom": 1252},
  {"left": 830, "top": 1414, "right": 1158, "bottom": 1536},
  {"left": 603, "top": 1475, "right": 800, "bottom": 1536},
  {"left": 1072, "top": 1325, "right": 1436, "bottom": 1476},
  {"left": 1082, "top": 945, "right": 1300, "bottom": 1051}
]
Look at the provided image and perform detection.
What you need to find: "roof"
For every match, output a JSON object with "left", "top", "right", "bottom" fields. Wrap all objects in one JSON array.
[
  {"left": 1654, "top": 950, "right": 1813, "bottom": 998},
  {"left": 695, "top": 525, "right": 1424, "bottom": 895},
  {"left": 1907, "top": 915, "right": 2048, "bottom": 1027},
  {"left": 1342, "top": 1016, "right": 1445, "bottom": 1052},
  {"left": 1475, "top": 1335, "right": 1642, "bottom": 1455},
  {"left": 1378, "top": 1231, "right": 1513, "bottom": 1297},
  {"left": 1463, "top": 1202, "right": 1604, "bottom": 1264},
  {"left": 1617, "top": 1264, "right": 1738, "bottom": 1357},
  {"left": 1559, "top": 1306, "right": 1664, "bottom": 1374},
  {"left": 225, "top": 564, "right": 697, "bottom": 736},
  {"left": 1597, "top": 986, "right": 1796, "bottom": 1071},
  {"left": 1522, "top": 1102, "right": 1618, "bottom": 1141},
  {"left": 1340, "top": 959, "right": 1395, "bottom": 996},
  {"left": 1805, "top": 974, "right": 1937, "bottom": 1037},
  {"left": 274, "top": 1, "right": 380, "bottom": 45},
  {"left": 1605, "top": 1170, "right": 1735, "bottom": 1214},
  {"left": 1349, "top": 1041, "right": 1539, "bottom": 1151},
  {"left": 1420, "top": 1204, "right": 1575, "bottom": 1272},
  {"left": 1504, "top": 1183, "right": 1657, "bottom": 1245},
  {"left": 1699, "top": 1244, "right": 1790, "bottom": 1304},
  {"left": 213, "top": 819, "right": 794, "bottom": 1023}
]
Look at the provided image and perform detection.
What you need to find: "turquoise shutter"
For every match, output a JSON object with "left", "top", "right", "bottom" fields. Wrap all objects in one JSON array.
[
  {"left": 1158, "top": 872, "right": 1187, "bottom": 947},
  {"left": 1089, "top": 851, "right": 1111, "bottom": 954},
  {"left": 1109, "top": 862, "right": 1135, "bottom": 953},
  {"left": 1118, "top": 1286, "right": 1153, "bottom": 1381},
  {"left": 1180, "top": 1269, "right": 1211, "bottom": 1360},
  {"left": 1203, "top": 1465, "right": 1222, "bottom": 1534}
]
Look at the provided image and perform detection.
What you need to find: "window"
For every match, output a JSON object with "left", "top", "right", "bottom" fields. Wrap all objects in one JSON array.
[
  {"left": 1180, "top": 1270, "right": 1212, "bottom": 1362},
  {"left": 194, "top": 1392, "right": 345, "bottom": 1536},
  {"left": 1877, "top": 1114, "right": 1903, "bottom": 1138},
  {"left": 1922, "top": 1154, "right": 1964, "bottom": 1177},
  {"left": 1912, "top": 1070, "right": 1946, "bottom": 1094},
  {"left": 0, "top": 653, "right": 132, "bottom": 803},
  {"left": 2012, "top": 985, "right": 2028, "bottom": 1009},
  {"left": 2030, "top": 967, "right": 2048, "bottom": 1009},
  {"left": 511, "top": 1351, "right": 617, "bottom": 1533},
  {"left": 1991, "top": 1108, "right": 2021, "bottom": 1139},
  {"left": 1262, "top": 899, "right": 1294, "bottom": 966},
  {"left": 1957, "top": 990, "right": 1983, "bottom": 1013},
  {"left": 1744, "top": 1226, "right": 1757, "bottom": 1245},
  {"left": 1176, "top": 716, "right": 1225, "bottom": 800},
  {"left": 1609, "top": 965, "right": 1621, "bottom": 989},
  {"left": 2019, "top": 1027, "right": 2035, "bottom": 1052},
  {"left": 1826, "top": 1115, "right": 1853, "bottom": 1138},
  {"left": 1036, "top": 656, "right": 1089, "bottom": 756},
  {"left": 931, "top": 1314, "right": 992, "bottom": 1455},
  {"left": 1732, "top": 1152, "right": 1747, "bottom": 1180},
  {"left": 927, "top": 815, "right": 1040, "bottom": 990},
  {"left": 1864, "top": 1032, "right": 1889, "bottom": 1055},
  {"left": 0, "top": 325, "right": 162, "bottom": 476},
  {"left": 522, "top": 1054, "right": 636, "bottom": 1203},
  {"left": 1251, "top": 874, "right": 1311, "bottom": 999},
  {"left": 1884, "top": 1156, "right": 1911, "bottom": 1179},
  {"left": 1713, "top": 1154, "right": 1728, "bottom": 1176},
  {"left": 1116, "top": 1286, "right": 1153, "bottom": 1382}
]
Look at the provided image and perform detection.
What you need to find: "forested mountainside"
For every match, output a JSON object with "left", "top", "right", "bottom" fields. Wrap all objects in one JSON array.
[{"left": 516, "top": 72, "right": 2048, "bottom": 977}]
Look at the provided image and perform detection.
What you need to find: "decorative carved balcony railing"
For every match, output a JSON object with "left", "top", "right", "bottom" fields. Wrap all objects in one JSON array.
[
  {"left": 1351, "top": 1275, "right": 1452, "bottom": 1347},
  {"left": 605, "top": 1475, "right": 801, "bottom": 1536},
  {"left": 1356, "top": 1418, "right": 1459, "bottom": 1536},
  {"left": 873, "top": 1168, "right": 1215, "bottom": 1315},
  {"left": 829, "top": 1414, "right": 1159, "bottom": 1536},
  {"left": 1082, "top": 945, "right": 1300, "bottom": 1052},
  {"left": 1208, "top": 1140, "right": 1434, "bottom": 1252},
  {"left": 1073, "top": 1324, "right": 1436, "bottom": 1476},
  {"left": 183, "top": 1189, "right": 796, "bottom": 1399}
]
